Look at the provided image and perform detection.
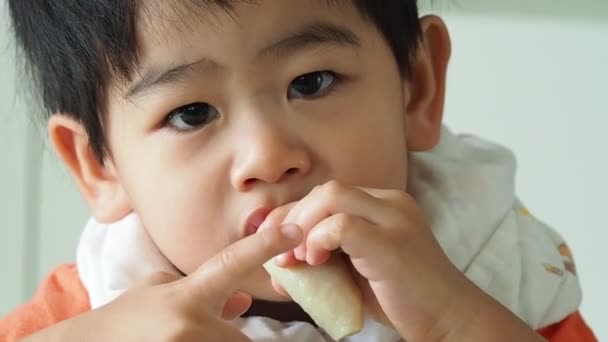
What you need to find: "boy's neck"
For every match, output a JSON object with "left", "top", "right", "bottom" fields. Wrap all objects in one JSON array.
[{"left": 243, "top": 300, "right": 316, "bottom": 326}]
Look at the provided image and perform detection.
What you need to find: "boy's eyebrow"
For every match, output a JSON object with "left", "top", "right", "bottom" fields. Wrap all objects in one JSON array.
[
  {"left": 257, "top": 21, "right": 362, "bottom": 59},
  {"left": 125, "top": 21, "right": 361, "bottom": 100},
  {"left": 126, "top": 58, "right": 221, "bottom": 100}
]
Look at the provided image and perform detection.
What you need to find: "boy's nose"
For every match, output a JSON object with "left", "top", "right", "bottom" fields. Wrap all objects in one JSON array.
[{"left": 230, "top": 127, "right": 311, "bottom": 191}]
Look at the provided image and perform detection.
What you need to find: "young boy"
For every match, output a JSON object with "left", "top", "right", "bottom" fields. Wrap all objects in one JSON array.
[{"left": 1, "top": 0, "right": 597, "bottom": 341}]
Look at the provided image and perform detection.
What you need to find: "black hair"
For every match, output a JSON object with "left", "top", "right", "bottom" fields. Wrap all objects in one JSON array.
[{"left": 8, "top": 0, "right": 421, "bottom": 162}]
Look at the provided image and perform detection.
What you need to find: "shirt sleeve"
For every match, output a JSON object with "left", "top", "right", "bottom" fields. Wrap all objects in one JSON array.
[
  {"left": 0, "top": 264, "right": 91, "bottom": 341},
  {"left": 537, "top": 311, "right": 597, "bottom": 342}
]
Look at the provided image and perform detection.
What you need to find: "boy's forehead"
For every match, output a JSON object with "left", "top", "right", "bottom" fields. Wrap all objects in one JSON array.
[
  {"left": 120, "top": 0, "right": 365, "bottom": 95},
  {"left": 134, "top": 0, "right": 360, "bottom": 58},
  {"left": 137, "top": 0, "right": 355, "bottom": 39},
  {"left": 138, "top": 0, "right": 352, "bottom": 20}
]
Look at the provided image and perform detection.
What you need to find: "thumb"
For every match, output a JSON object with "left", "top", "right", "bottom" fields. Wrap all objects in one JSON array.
[
  {"left": 221, "top": 292, "right": 253, "bottom": 320},
  {"left": 133, "top": 272, "right": 182, "bottom": 288}
]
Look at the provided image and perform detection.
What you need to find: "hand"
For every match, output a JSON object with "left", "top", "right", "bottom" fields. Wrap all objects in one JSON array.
[
  {"left": 264, "top": 181, "right": 543, "bottom": 342},
  {"left": 23, "top": 224, "right": 303, "bottom": 342}
]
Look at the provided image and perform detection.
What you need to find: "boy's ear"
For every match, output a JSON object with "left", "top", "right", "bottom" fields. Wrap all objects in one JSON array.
[
  {"left": 403, "top": 15, "right": 451, "bottom": 152},
  {"left": 48, "top": 114, "right": 131, "bottom": 223}
]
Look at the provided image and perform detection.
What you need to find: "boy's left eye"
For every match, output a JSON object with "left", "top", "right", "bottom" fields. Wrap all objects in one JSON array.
[{"left": 288, "top": 71, "right": 338, "bottom": 99}]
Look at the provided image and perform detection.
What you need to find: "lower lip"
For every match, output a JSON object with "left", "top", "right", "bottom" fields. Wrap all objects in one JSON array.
[{"left": 246, "top": 208, "right": 272, "bottom": 235}]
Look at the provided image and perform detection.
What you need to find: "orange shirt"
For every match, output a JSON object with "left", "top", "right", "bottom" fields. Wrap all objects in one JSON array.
[{"left": 0, "top": 264, "right": 598, "bottom": 341}]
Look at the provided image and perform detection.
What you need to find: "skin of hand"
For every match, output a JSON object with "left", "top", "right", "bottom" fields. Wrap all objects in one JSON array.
[
  {"left": 263, "top": 181, "right": 546, "bottom": 342},
  {"left": 20, "top": 224, "right": 304, "bottom": 342}
]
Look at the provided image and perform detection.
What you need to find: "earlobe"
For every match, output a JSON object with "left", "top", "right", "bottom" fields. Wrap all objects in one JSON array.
[
  {"left": 404, "top": 15, "right": 452, "bottom": 152},
  {"left": 48, "top": 114, "right": 131, "bottom": 223}
]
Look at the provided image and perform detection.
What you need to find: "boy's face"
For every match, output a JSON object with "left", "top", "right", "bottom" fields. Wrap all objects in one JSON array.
[{"left": 93, "top": 1, "right": 442, "bottom": 300}]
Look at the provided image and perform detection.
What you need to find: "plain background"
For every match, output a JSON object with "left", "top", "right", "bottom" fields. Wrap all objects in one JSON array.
[{"left": 1, "top": 0, "right": 606, "bottom": 339}]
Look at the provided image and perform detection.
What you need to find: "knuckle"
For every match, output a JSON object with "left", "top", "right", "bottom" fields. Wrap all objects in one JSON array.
[
  {"left": 331, "top": 213, "right": 354, "bottom": 239},
  {"left": 390, "top": 190, "right": 413, "bottom": 208},
  {"left": 168, "top": 320, "right": 189, "bottom": 338},
  {"left": 387, "top": 192, "right": 418, "bottom": 221},
  {"left": 322, "top": 180, "right": 342, "bottom": 199},
  {"left": 265, "top": 211, "right": 283, "bottom": 227},
  {"left": 258, "top": 224, "right": 280, "bottom": 246},
  {"left": 311, "top": 184, "right": 323, "bottom": 193},
  {"left": 333, "top": 213, "right": 353, "bottom": 232},
  {"left": 219, "top": 249, "right": 237, "bottom": 271},
  {"left": 266, "top": 204, "right": 293, "bottom": 226},
  {"left": 257, "top": 224, "right": 278, "bottom": 246}
]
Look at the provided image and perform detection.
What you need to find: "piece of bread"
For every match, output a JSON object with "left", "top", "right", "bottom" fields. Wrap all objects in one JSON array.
[{"left": 263, "top": 253, "right": 364, "bottom": 340}]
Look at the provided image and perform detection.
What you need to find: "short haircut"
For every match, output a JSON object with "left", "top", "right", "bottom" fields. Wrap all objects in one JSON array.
[{"left": 8, "top": 0, "right": 421, "bottom": 161}]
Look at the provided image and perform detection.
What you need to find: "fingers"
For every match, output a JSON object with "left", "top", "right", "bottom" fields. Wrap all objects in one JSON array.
[
  {"left": 305, "top": 213, "right": 404, "bottom": 283},
  {"left": 265, "top": 181, "right": 415, "bottom": 271},
  {"left": 306, "top": 213, "right": 386, "bottom": 264},
  {"left": 289, "top": 182, "right": 382, "bottom": 260},
  {"left": 181, "top": 223, "right": 303, "bottom": 311},
  {"left": 280, "top": 181, "right": 400, "bottom": 261},
  {"left": 284, "top": 181, "right": 387, "bottom": 229}
]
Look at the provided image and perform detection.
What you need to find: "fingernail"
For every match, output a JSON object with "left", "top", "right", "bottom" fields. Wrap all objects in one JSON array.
[{"left": 280, "top": 224, "right": 302, "bottom": 241}]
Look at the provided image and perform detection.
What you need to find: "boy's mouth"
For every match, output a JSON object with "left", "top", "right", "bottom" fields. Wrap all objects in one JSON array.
[{"left": 243, "top": 207, "right": 273, "bottom": 236}]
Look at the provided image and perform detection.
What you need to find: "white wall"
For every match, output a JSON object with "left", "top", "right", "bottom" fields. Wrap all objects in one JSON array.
[
  {"left": 0, "top": 35, "right": 27, "bottom": 315},
  {"left": 37, "top": 151, "right": 88, "bottom": 282},
  {"left": 441, "top": 14, "right": 608, "bottom": 339},
  {"left": 0, "top": 1, "right": 606, "bottom": 339},
  {"left": 0, "top": 2, "right": 87, "bottom": 315}
]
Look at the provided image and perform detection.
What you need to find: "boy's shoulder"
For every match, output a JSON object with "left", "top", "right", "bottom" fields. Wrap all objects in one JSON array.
[{"left": 0, "top": 264, "right": 90, "bottom": 341}]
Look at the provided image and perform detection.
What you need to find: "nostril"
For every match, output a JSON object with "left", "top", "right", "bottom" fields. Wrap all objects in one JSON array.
[
  {"left": 243, "top": 178, "right": 257, "bottom": 188},
  {"left": 239, "top": 167, "right": 301, "bottom": 190}
]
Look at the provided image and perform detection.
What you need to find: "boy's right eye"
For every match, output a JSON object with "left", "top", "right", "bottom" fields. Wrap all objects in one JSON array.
[{"left": 164, "top": 103, "right": 220, "bottom": 132}]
